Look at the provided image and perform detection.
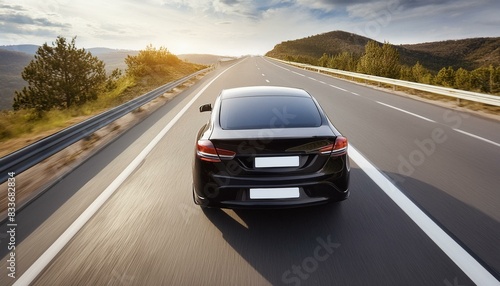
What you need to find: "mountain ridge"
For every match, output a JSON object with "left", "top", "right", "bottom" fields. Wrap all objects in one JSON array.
[{"left": 265, "top": 30, "right": 500, "bottom": 72}]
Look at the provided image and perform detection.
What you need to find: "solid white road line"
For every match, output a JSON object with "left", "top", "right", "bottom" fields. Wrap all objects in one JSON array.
[
  {"left": 377, "top": 101, "right": 436, "bottom": 123},
  {"left": 453, "top": 128, "right": 500, "bottom": 148},
  {"left": 13, "top": 61, "right": 242, "bottom": 286},
  {"left": 349, "top": 145, "right": 500, "bottom": 286}
]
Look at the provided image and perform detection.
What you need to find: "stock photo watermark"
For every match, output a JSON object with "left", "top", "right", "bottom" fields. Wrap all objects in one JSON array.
[
  {"left": 281, "top": 235, "right": 340, "bottom": 286},
  {"left": 353, "top": 0, "right": 402, "bottom": 40},
  {"left": 6, "top": 172, "right": 17, "bottom": 279},
  {"left": 394, "top": 110, "right": 469, "bottom": 183}
]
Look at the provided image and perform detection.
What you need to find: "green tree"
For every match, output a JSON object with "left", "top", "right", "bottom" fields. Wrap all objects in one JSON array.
[
  {"left": 125, "top": 45, "right": 181, "bottom": 79},
  {"left": 357, "top": 41, "right": 382, "bottom": 75},
  {"left": 454, "top": 68, "right": 471, "bottom": 90},
  {"left": 412, "top": 62, "right": 433, "bottom": 84},
  {"left": 330, "top": 51, "right": 358, "bottom": 71},
  {"left": 435, "top": 67, "right": 455, "bottom": 87},
  {"left": 489, "top": 65, "right": 500, "bottom": 94},
  {"left": 400, "top": 65, "right": 415, "bottom": 82},
  {"left": 358, "top": 41, "right": 400, "bottom": 78},
  {"left": 380, "top": 42, "right": 400, "bottom": 78},
  {"left": 13, "top": 36, "right": 107, "bottom": 112},
  {"left": 318, "top": 53, "right": 330, "bottom": 67},
  {"left": 471, "top": 67, "right": 490, "bottom": 92}
]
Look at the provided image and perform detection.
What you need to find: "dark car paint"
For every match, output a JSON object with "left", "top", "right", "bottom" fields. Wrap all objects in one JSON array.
[{"left": 192, "top": 86, "right": 350, "bottom": 208}]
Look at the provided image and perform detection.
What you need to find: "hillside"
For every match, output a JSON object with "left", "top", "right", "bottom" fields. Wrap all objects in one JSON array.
[
  {"left": 0, "top": 44, "right": 40, "bottom": 55},
  {"left": 266, "top": 31, "right": 370, "bottom": 63},
  {"left": 402, "top": 38, "right": 500, "bottom": 69},
  {"left": 265, "top": 30, "right": 500, "bottom": 72},
  {"left": 0, "top": 47, "right": 138, "bottom": 110},
  {"left": 0, "top": 49, "right": 32, "bottom": 110}
]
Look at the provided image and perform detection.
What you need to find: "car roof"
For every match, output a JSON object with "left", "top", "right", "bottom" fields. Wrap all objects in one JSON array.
[{"left": 220, "top": 86, "right": 311, "bottom": 99}]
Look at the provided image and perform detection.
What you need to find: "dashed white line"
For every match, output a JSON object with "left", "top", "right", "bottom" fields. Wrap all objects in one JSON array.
[
  {"left": 351, "top": 92, "right": 360, "bottom": 96},
  {"left": 453, "top": 128, "right": 500, "bottom": 147},
  {"left": 377, "top": 101, "right": 435, "bottom": 123},
  {"left": 329, "top": 84, "right": 347, "bottom": 92},
  {"left": 349, "top": 145, "right": 500, "bottom": 286},
  {"left": 265, "top": 79, "right": 270, "bottom": 83},
  {"left": 12, "top": 60, "right": 243, "bottom": 286},
  {"left": 261, "top": 73, "right": 265, "bottom": 76}
]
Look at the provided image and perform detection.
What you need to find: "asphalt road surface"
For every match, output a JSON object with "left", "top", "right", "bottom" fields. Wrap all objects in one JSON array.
[{"left": 1, "top": 57, "right": 499, "bottom": 286}]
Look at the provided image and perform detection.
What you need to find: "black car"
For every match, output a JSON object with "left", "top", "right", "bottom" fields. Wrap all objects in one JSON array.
[{"left": 192, "top": 86, "right": 350, "bottom": 208}]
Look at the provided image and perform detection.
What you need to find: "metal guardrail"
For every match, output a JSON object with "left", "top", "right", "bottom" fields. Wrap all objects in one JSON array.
[
  {"left": 0, "top": 67, "right": 211, "bottom": 183},
  {"left": 272, "top": 58, "right": 500, "bottom": 107}
]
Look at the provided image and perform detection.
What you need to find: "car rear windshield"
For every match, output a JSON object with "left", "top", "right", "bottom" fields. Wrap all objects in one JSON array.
[{"left": 219, "top": 96, "right": 322, "bottom": 130}]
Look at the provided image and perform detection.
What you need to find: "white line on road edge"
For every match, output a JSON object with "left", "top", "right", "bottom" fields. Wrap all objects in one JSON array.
[
  {"left": 13, "top": 61, "right": 242, "bottom": 286},
  {"left": 349, "top": 145, "right": 500, "bottom": 286},
  {"left": 377, "top": 101, "right": 436, "bottom": 123},
  {"left": 453, "top": 128, "right": 500, "bottom": 148}
]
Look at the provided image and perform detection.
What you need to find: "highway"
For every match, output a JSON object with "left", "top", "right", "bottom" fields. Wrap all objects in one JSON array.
[{"left": 1, "top": 57, "right": 499, "bottom": 285}]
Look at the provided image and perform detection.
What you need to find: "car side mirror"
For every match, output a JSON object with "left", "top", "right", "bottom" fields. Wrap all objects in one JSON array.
[{"left": 199, "top": 104, "right": 212, "bottom": 112}]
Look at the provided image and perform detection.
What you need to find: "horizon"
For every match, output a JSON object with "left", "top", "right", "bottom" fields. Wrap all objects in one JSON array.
[
  {"left": 1, "top": 1, "right": 500, "bottom": 56},
  {"left": 1, "top": 30, "right": 499, "bottom": 57}
]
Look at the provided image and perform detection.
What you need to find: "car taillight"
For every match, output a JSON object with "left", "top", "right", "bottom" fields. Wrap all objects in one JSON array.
[
  {"left": 197, "top": 140, "right": 236, "bottom": 162},
  {"left": 318, "top": 136, "right": 348, "bottom": 156}
]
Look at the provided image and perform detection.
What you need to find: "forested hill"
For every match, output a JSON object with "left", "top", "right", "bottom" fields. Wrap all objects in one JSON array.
[
  {"left": 265, "top": 30, "right": 500, "bottom": 72},
  {"left": 402, "top": 38, "right": 500, "bottom": 69}
]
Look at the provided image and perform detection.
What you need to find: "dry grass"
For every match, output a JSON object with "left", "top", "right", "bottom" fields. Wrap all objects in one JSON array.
[
  {"left": 0, "top": 69, "right": 210, "bottom": 218},
  {"left": 0, "top": 64, "right": 205, "bottom": 157}
]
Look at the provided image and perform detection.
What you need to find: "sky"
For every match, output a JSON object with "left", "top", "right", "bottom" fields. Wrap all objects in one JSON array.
[{"left": 1, "top": 0, "right": 499, "bottom": 56}]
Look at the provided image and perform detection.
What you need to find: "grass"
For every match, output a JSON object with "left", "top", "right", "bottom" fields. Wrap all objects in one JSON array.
[{"left": 0, "top": 62, "right": 205, "bottom": 157}]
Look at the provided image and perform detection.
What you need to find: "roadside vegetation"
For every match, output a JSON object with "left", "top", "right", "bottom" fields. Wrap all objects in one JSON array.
[
  {"left": 313, "top": 41, "right": 500, "bottom": 95},
  {"left": 0, "top": 37, "right": 206, "bottom": 147},
  {"left": 266, "top": 31, "right": 500, "bottom": 96}
]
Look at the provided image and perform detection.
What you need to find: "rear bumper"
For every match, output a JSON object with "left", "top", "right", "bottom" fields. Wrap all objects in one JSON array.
[{"left": 193, "top": 170, "right": 350, "bottom": 209}]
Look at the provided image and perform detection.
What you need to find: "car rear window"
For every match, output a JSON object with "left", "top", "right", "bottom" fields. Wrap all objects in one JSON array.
[{"left": 219, "top": 96, "right": 322, "bottom": 130}]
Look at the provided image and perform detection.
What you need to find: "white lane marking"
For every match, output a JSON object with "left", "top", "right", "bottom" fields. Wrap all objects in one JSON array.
[
  {"left": 264, "top": 57, "right": 353, "bottom": 92},
  {"left": 377, "top": 101, "right": 435, "bottom": 123},
  {"left": 265, "top": 79, "right": 270, "bottom": 83},
  {"left": 453, "top": 128, "right": 500, "bottom": 147},
  {"left": 349, "top": 145, "right": 500, "bottom": 286},
  {"left": 329, "top": 84, "right": 347, "bottom": 92},
  {"left": 13, "top": 62, "right": 242, "bottom": 286},
  {"left": 351, "top": 92, "right": 360, "bottom": 96},
  {"left": 261, "top": 73, "right": 265, "bottom": 76}
]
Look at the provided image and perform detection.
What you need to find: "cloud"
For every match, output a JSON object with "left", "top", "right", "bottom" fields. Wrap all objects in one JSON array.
[
  {"left": 0, "top": 0, "right": 498, "bottom": 55},
  {"left": 0, "top": 2, "right": 70, "bottom": 40},
  {"left": 0, "top": 13, "right": 68, "bottom": 28}
]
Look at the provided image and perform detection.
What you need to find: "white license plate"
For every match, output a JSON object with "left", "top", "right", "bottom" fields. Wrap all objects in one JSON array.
[
  {"left": 249, "top": 187, "right": 300, "bottom": 199},
  {"left": 255, "top": 156, "right": 299, "bottom": 168}
]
